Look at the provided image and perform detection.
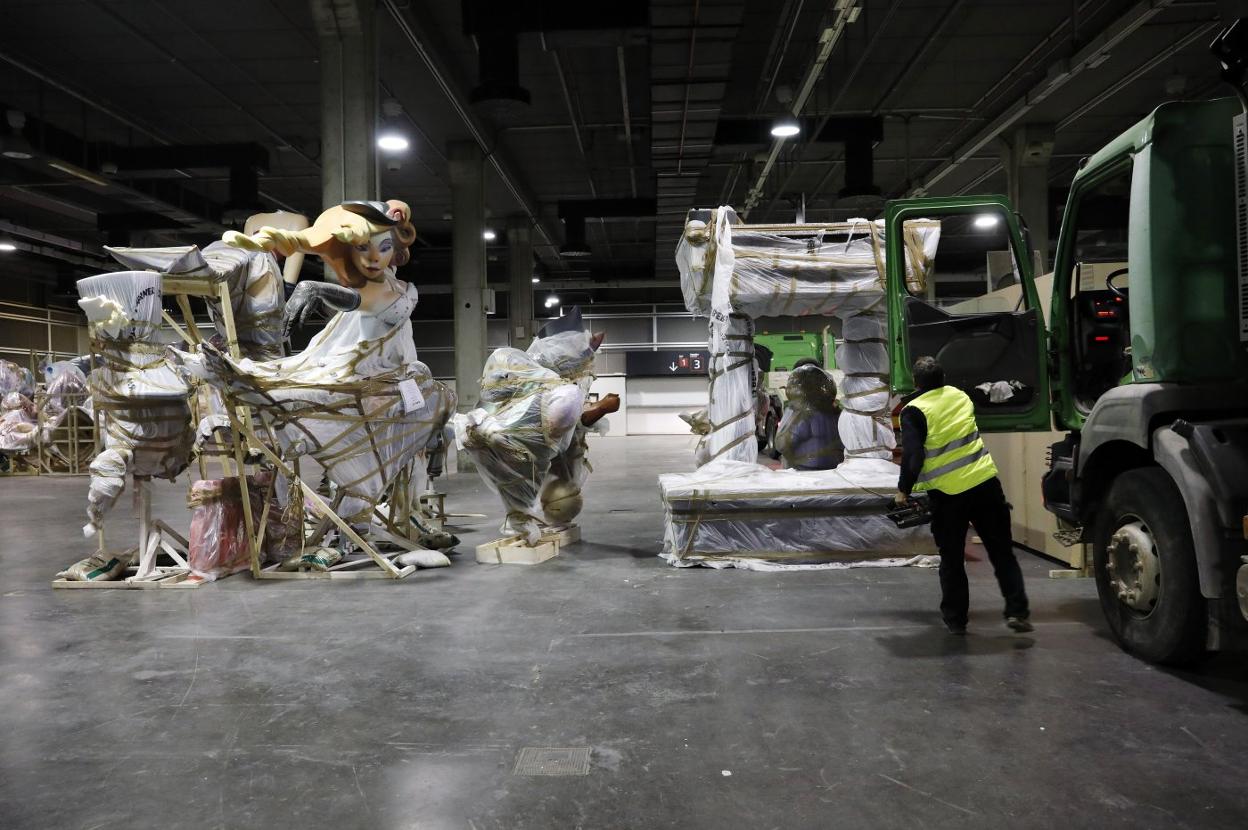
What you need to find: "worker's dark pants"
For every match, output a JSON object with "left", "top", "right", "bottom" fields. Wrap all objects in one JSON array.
[{"left": 928, "top": 477, "right": 1029, "bottom": 626}]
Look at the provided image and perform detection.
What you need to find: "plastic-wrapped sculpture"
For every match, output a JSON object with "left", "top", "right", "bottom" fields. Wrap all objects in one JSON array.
[
  {"left": 453, "top": 308, "right": 615, "bottom": 545},
  {"left": 106, "top": 238, "right": 287, "bottom": 361},
  {"left": 75, "top": 271, "right": 194, "bottom": 539},
  {"left": 661, "top": 207, "right": 941, "bottom": 566},
  {"left": 0, "top": 360, "right": 38, "bottom": 462},
  {"left": 0, "top": 358, "right": 94, "bottom": 469},
  {"left": 172, "top": 199, "right": 456, "bottom": 567},
  {"left": 774, "top": 364, "right": 843, "bottom": 471}
]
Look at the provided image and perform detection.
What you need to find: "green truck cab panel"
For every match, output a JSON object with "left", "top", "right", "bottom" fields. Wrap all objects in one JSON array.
[
  {"left": 884, "top": 195, "right": 1051, "bottom": 433},
  {"left": 1052, "top": 97, "right": 1248, "bottom": 431},
  {"left": 753, "top": 332, "right": 822, "bottom": 371}
]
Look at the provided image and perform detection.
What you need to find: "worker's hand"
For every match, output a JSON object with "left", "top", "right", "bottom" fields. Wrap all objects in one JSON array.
[{"left": 894, "top": 491, "right": 909, "bottom": 506}]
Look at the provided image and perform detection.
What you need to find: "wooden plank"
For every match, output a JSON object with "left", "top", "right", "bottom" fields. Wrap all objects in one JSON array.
[
  {"left": 542, "top": 524, "right": 580, "bottom": 546},
  {"left": 476, "top": 537, "right": 559, "bottom": 565},
  {"left": 255, "top": 565, "right": 416, "bottom": 580}
]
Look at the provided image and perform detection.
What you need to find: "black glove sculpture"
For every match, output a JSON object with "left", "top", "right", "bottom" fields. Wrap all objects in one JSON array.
[{"left": 282, "top": 281, "right": 361, "bottom": 338}]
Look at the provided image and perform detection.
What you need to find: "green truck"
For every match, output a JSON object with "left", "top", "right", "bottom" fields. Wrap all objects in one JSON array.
[{"left": 874, "top": 25, "right": 1248, "bottom": 665}]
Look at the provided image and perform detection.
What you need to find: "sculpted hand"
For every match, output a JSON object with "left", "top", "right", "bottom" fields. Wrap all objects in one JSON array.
[{"left": 282, "top": 281, "right": 361, "bottom": 337}]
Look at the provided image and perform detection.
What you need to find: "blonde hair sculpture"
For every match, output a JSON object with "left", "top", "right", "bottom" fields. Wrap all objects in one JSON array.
[{"left": 224, "top": 200, "right": 416, "bottom": 288}]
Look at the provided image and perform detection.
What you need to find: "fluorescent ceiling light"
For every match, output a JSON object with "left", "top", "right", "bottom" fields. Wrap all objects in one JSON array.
[
  {"left": 531, "top": 276, "right": 540, "bottom": 283},
  {"left": 47, "top": 160, "right": 109, "bottom": 187},
  {"left": 973, "top": 214, "right": 1000, "bottom": 229},
  {"left": 2, "top": 149, "right": 33, "bottom": 160},
  {"left": 771, "top": 118, "right": 800, "bottom": 138},
  {"left": 544, "top": 295, "right": 560, "bottom": 308},
  {"left": 377, "top": 134, "right": 409, "bottom": 152},
  {"left": 0, "top": 242, "right": 16, "bottom": 252},
  {"left": 483, "top": 229, "right": 496, "bottom": 241}
]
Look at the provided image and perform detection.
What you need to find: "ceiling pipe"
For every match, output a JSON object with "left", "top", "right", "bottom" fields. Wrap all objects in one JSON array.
[
  {"left": 381, "top": 0, "right": 564, "bottom": 264},
  {"left": 547, "top": 41, "right": 614, "bottom": 259},
  {"left": 0, "top": 49, "right": 298, "bottom": 215},
  {"left": 908, "top": 0, "right": 1178, "bottom": 197},
  {"left": 740, "top": 2, "right": 862, "bottom": 215},
  {"left": 86, "top": 0, "right": 317, "bottom": 171},
  {"left": 951, "top": 19, "right": 1220, "bottom": 197},
  {"left": 617, "top": 46, "right": 638, "bottom": 199}
]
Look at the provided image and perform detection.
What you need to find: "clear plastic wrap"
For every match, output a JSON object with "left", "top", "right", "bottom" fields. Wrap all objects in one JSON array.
[
  {"left": 186, "top": 471, "right": 300, "bottom": 582},
  {"left": 0, "top": 391, "right": 38, "bottom": 453},
  {"left": 76, "top": 271, "right": 193, "bottom": 535},
  {"left": 38, "top": 360, "right": 93, "bottom": 449},
  {"left": 0, "top": 359, "right": 35, "bottom": 399},
  {"left": 706, "top": 314, "right": 756, "bottom": 463},
  {"left": 452, "top": 348, "right": 583, "bottom": 543},
  {"left": 172, "top": 277, "right": 456, "bottom": 521},
  {"left": 527, "top": 329, "right": 595, "bottom": 384},
  {"left": 106, "top": 242, "right": 286, "bottom": 360},
  {"left": 677, "top": 209, "right": 941, "bottom": 466},
  {"left": 659, "top": 457, "right": 936, "bottom": 565},
  {"left": 773, "top": 365, "right": 843, "bottom": 470}
]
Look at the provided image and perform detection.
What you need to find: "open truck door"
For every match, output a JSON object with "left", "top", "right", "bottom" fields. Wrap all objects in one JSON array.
[{"left": 884, "top": 195, "right": 1050, "bottom": 431}]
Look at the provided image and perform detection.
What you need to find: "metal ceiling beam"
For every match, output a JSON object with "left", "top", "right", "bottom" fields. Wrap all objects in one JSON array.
[
  {"left": 952, "top": 18, "right": 1221, "bottom": 197},
  {"left": 740, "top": 3, "right": 862, "bottom": 215},
  {"left": 0, "top": 49, "right": 299, "bottom": 214},
  {"left": 381, "top": 0, "right": 564, "bottom": 263},
  {"left": 908, "top": 0, "right": 1178, "bottom": 197}
]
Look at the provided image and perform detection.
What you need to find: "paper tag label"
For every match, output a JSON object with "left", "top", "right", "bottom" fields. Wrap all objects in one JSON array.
[{"left": 398, "top": 378, "right": 425, "bottom": 413}]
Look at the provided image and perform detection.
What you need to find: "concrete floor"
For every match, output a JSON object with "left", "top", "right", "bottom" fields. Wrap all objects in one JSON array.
[{"left": 1, "top": 434, "right": 1246, "bottom": 829}]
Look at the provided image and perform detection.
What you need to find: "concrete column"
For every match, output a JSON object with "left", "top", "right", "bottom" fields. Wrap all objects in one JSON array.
[
  {"left": 507, "top": 218, "right": 535, "bottom": 348},
  {"left": 999, "top": 124, "right": 1055, "bottom": 273},
  {"left": 449, "top": 141, "right": 487, "bottom": 410},
  {"left": 316, "top": 0, "right": 376, "bottom": 213}
]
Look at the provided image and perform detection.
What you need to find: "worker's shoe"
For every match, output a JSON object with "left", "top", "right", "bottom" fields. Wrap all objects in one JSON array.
[
  {"left": 944, "top": 621, "right": 968, "bottom": 636},
  {"left": 1005, "top": 616, "right": 1034, "bottom": 633}
]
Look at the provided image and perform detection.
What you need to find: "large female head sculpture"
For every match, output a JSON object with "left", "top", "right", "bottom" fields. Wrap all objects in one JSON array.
[{"left": 224, "top": 199, "right": 416, "bottom": 287}]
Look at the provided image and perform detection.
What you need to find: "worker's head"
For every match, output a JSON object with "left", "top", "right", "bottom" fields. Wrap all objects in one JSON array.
[
  {"left": 912, "top": 356, "right": 945, "bottom": 393},
  {"left": 792, "top": 357, "right": 821, "bottom": 370}
]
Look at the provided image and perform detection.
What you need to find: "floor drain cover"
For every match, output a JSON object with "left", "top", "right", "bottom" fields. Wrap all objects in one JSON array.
[{"left": 513, "top": 747, "right": 591, "bottom": 776}]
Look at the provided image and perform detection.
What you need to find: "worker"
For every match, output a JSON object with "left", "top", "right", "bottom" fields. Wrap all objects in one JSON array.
[
  {"left": 895, "top": 356, "right": 1032, "bottom": 635},
  {"left": 774, "top": 363, "right": 843, "bottom": 470}
]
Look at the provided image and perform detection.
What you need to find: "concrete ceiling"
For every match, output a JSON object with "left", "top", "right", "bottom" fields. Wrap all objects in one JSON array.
[{"left": 0, "top": 0, "right": 1233, "bottom": 314}]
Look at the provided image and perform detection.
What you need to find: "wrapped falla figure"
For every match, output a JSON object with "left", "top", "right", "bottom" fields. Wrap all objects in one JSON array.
[
  {"left": 170, "top": 199, "right": 457, "bottom": 567},
  {"left": 454, "top": 307, "right": 618, "bottom": 545}
]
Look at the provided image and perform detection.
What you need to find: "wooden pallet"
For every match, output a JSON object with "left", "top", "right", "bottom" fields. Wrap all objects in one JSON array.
[{"left": 475, "top": 524, "right": 580, "bottom": 565}]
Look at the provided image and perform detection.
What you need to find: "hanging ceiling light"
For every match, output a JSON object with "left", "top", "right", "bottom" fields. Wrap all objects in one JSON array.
[
  {"left": 483, "top": 229, "right": 496, "bottom": 241},
  {"left": 377, "top": 133, "right": 409, "bottom": 152},
  {"left": 544, "top": 294, "right": 560, "bottom": 308},
  {"left": 973, "top": 214, "right": 1000, "bottom": 229},
  {"left": 770, "top": 117, "right": 801, "bottom": 138},
  {"left": 0, "top": 241, "right": 17, "bottom": 252},
  {"left": 531, "top": 276, "right": 540, "bottom": 283}
]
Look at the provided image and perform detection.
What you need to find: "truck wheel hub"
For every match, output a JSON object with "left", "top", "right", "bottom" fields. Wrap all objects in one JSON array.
[{"left": 1106, "top": 520, "right": 1160, "bottom": 613}]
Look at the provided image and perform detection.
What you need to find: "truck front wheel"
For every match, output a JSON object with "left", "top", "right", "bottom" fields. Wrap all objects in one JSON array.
[{"left": 1092, "top": 468, "right": 1205, "bottom": 666}]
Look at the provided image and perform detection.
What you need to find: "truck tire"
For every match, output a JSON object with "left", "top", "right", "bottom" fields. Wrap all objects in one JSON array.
[{"left": 1092, "top": 467, "right": 1205, "bottom": 666}]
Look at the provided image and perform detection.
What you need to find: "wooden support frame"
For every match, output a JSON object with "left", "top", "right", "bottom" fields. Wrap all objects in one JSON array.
[
  {"left": 51, "top": 476, "right": 203, "bottom": 589},
  {"left": 223, "top": 405, "right": 417, "bottom": 581}
]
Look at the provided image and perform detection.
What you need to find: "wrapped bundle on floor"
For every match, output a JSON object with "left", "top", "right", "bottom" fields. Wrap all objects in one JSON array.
[
  {"left": 659, "top": 459, "right": 936, "bottom": 565},
  {"left": 667, "top": 207, "right": 941, "bottom": 566},
  {"left": 187, "top": 471, "right": 299, "bottom": 582},
  {"left": 76, "top": 271, "right": 193, "bottom": 536}
]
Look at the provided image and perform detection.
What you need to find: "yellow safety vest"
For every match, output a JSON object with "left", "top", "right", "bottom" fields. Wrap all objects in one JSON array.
[{"left": 905, "top": 386, "right": 998, "bottom": 495}]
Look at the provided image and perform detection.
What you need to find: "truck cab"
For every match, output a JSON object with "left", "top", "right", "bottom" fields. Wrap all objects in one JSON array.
[{"left": 882, "top": 99, "right": 1248, "bottom": 665}]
